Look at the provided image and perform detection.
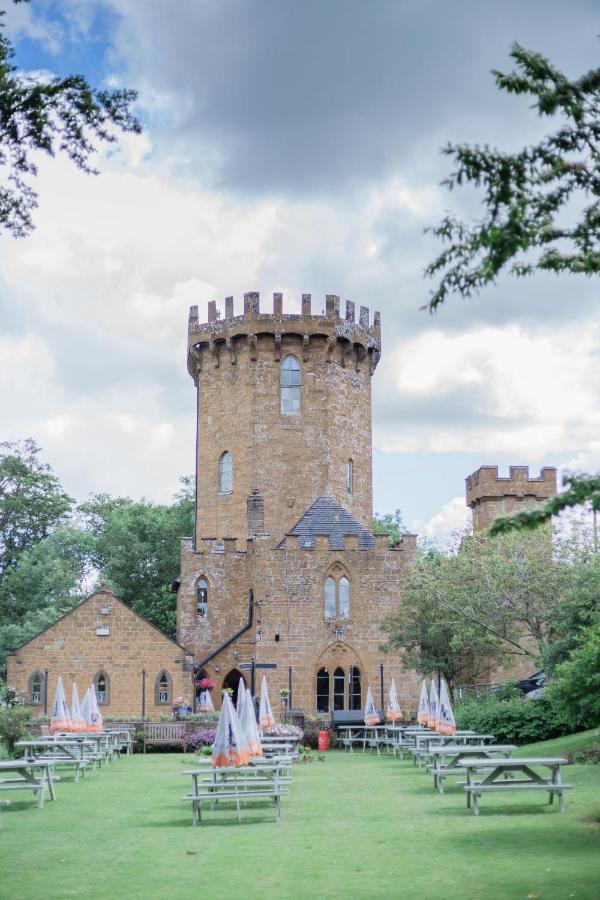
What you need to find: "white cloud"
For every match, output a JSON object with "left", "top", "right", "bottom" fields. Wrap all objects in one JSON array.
[{"left": 411, "top": 496, "right": 471, "bottom": 547}]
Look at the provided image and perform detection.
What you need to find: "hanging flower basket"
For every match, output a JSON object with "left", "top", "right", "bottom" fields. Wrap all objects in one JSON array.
[{"left": 198, "top": 677, "right": 216, "bottom": 691}]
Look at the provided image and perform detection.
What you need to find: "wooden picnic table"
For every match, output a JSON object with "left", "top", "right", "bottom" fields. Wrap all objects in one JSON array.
[
  {"left": 0, "top": 758, "right": 56, "bottom": 808},
  {"left": 460, "top": 757, "right": 572, "bottom": 815},
  {"left": 15, "top": 738, "right": 92, "bottom": 781},
  {"left": 182, "top": 761, "right": 291, "bottom": 824},
  {"left": 338, "top": 725, "right": 385, "bottom": 754},
  {"left": 411, "top": 732, "right": 496, "bottom": 766},
  {"left": 426, "top": 744, "right": 517, "bottom": 794}
]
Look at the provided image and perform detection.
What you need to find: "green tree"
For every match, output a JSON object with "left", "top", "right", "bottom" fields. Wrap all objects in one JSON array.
[
  {"left": 381, "top": 528, "right": 588, "bottom": 690},
  {"left": 79, "top": 479, "right": 194, "bottom": 638},
  {"left": 0, "top": 439, "right": 73, "bottom": 579},
  {"left": 426, "top": 43, "right": 600, "bottom": 312},
  {"left": 0, "top": 525, "right": 92, "bottom": 669},
  {"left": 0, "top": 0, "right": 141, "bottom": 237},
  {"left": 542, "top": 552, "right": 600, "bottom": 673},
  {"left": 372, "top": 509, "right": 407, "bottom": 546},
  {"left": 547, "top": 624, "right": 600, "bottom": 729}
]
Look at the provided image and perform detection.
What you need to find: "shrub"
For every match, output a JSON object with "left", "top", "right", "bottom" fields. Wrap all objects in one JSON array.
[
  {"left": 547, "top": 624, "right": 600, "bottom": 730},
  {"left": 187, "top": 728, "right": 216, "bottom": 751},
  {"left": 0, "top": 705, "right": 32, "bottom": 756},
  {"left": 455, "top": 692, "right": 570, "bottom": 744},
  {"left": 569, "top": 744, "right": 600, "bottom": 765}
]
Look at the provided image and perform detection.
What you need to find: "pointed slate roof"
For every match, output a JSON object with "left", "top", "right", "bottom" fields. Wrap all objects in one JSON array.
[{"left": 278, "top": 494, "right": 375, "bottom": 550}]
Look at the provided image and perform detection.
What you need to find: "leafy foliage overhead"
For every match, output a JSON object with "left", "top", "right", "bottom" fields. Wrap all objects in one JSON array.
[
  {"left": 490, "top": 473, "right": 600, "bottom": 535},
  {"left": 0, "top": 0, "right": 141, "bottom": 236},
  {"left": 425, "top": 43, "right": 600, "bottom": 312}
]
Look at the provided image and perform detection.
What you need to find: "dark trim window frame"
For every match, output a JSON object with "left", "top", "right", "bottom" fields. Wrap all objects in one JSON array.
[
  {"left": 154, "top": 670, "right": 172, "bottom": 706},
  {"left": 28, "top": 670, "right": 43, "bottom": 706},
  {"left": 94, "top": 670, "right": 110, "bottom": 706}
]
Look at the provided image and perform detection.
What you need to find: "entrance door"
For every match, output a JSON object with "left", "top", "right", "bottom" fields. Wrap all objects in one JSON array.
[{"left": 222, "top": 668, "right": 247, "bottom": 708}]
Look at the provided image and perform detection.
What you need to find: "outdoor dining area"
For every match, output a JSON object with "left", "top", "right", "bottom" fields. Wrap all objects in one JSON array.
[
  {"left": 181, "top": 676, "right": 297, "bottom": 825},
  {"left": 0, "top": 676, "right": 131, "bottom": 821},
  {"left": 336, "top": 675, "right": 573, "bottom": 816}
]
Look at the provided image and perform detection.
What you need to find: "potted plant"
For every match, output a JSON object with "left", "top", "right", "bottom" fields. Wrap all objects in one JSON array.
[
  {"left": 279, "top": 687, "right": 290, "bottom": 710},
  {"left": 174, "top": 696, "right": 190, "bottom": 717}
]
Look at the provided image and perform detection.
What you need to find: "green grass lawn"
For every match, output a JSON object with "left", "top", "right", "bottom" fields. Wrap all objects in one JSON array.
[{"left": 0, "top": 731, "right": 599, "bottom": 900}]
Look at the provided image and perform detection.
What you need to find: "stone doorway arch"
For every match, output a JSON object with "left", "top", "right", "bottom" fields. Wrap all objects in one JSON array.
[{"left": 221, "top": 668, "right": 247, "bottom": 709}]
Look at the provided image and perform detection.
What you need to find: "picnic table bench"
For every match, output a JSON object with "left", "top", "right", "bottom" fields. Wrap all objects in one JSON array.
[
  {"left": 260, "top": 736, "right": 300, "bottom": 759},
  {"left": 143, "top": 723, "right": 187, "bottom": 753},
  {"left": 16, "top": 738, "right": 91, "bottom": 782},
  {"left": 425, "top": 744, "right": 517, "bottom": 794},
  {"left": 411, "top": 733, "right": 496, "bottom": 766},
  {"left": 460, "top": 757, "right": 572, "bottom": 815},
  {"left": 182, "top": 763, "right": 291, "bottom": 824},
  {"left": 0, "top": 759, "right": 56, "bottom": 808}
]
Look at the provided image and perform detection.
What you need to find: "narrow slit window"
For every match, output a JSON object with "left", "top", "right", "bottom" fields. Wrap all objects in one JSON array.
[
  {"left": 280, "top": 355, "right": 301, "bottom": 415},
  {"left": 197, "top": 578, "right": 208, "bottom": 618},
  {"left": 94, "top": 672, "right": 109, "bottom": 705},
  {"left": 339, "top": 577, "right": 350, "bottom": 619},
  {"left": 347, "top": 459, "right": 353, "bottom": 494},
  {"left": 31, "top": 673, "right": 42, "bottom": 704},
  {"left": 219, "top": 451, "right": 233, "bottom": 494},
  {"left": 324, "top": 577, "right": 336, "bottom": 618}
]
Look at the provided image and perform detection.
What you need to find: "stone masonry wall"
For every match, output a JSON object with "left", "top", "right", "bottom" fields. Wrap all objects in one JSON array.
[{"left": 7, "top": 589, "right": 193, "bottom": 719}]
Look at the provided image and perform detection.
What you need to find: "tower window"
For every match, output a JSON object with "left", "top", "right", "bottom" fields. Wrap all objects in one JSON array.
[
  {"left": 324, "top": 576, "right": 336, "bottom": 618},
  {"left": 219, "top": 451, "right": 233, "bottom": 494},
  {"left": 324, "top": 572, "right": 351, "bottom": 619},
  {"left": 197, "top": 578, "right": 208, "bottom": 618},
  {"left": 280, "top": 355, "right": 301, "bottom": 415},
  {"left": 347, "top": 459, "right": 353, "bottom": 494}
]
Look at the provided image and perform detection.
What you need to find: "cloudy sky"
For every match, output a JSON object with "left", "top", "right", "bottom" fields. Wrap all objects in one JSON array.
[{"left": 1, "top": 0, "right": 599, "bottom": 544}]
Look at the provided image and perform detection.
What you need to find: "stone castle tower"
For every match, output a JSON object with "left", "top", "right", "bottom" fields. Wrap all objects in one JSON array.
[
  {"left": 178, "top": 292, "right": 418, "bottom": 713},
  {"left": 187, "top": 292, "right": 381, "bottom": 540},
  {"left": 466, "top": 465, "right": 557, "bottom": 533}
]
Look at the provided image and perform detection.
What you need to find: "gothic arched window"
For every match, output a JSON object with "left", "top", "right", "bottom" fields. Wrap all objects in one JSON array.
[
  {"left": 219, "top": 451, "right": 233, "bottom": 494},
  {"left": 324, "top": 571, "right": 351, "bottom": 619},
  {"left": 155, "top": 670, "right": 172, "bottom": 705},
  {"left": 349, "top": 666, "right": 362, "bottom": 710},
  {"left": 29, "top": 671, "right": 43, "bottom": 705},
  {"left": 316, "top": 667, "right": 330, "bottom": 713},
  {"left": 333, "top": 667, "right": 345, "bottom": 711},
  {"left": 197, "top": 577, "right": 208, "bottom": 618},
  {"left": 280, "top": 355, "right": 301, "bottom": 415},
  {"left": 339, "top": 577, "right": 350, "bottom": 619},
  {"left": 94, "top": 671, "right": 110, "bottom": 705},
  {"left": 324, "top": 576, "right": 336, "bottom": 619}
]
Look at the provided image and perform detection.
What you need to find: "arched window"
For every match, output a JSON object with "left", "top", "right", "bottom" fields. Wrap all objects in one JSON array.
[
  {"left": 347, "top": 459, "right": 353, "bottom": 494},
  {"left": 280, "top": 355, "right": 301, "bottom": 415},
  {"left": 197, "top": 578, "right": 208, "bottom": 618},
  {"left": 316, "top": 667, "right": 330, "bottom": 713},
  {"left": 324, "top": 571, "right": 351, "bottom": 619},
  {"left": 333, "top": 667, "right": 345, "bottom": 711},
  {"left": 349, "top": 666, "right": 362, "bottom": 711},
  {"left": 219, "top": 451, "right": 233, "bottom": 494},
  {"left": 324, "top": 577, "right": 336, "bottom": 618},
  {"left": 338, "top": 577, "right": 350, "bottom": 619},
  {"left": 155, "top": 670, "right": 172, "bottom": 705},
  {"left": 29, "top": 671, "right": 43, "bottom": 705},
  {"left": 94, "top": 671, "right": 110, "bottom": 706}
]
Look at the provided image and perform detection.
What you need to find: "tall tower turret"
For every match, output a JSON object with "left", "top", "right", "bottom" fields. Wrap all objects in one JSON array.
[{"left": 187, "top": 292, "right": 381, "bottom": 541}]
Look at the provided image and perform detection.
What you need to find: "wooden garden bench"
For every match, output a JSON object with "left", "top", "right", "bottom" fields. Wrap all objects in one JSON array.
[
  {"left": 143, "top": 723, "right": 187, "bottom": 753},
  {"left": 460, "top": 757, "right": 572, "bottom": 815}
]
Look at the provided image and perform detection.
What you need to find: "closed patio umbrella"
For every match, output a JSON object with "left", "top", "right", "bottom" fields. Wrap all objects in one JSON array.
[
  {"left": 386, "top": 678, "right": 402, "bottom": 723},
  {"left": 49, "top": 676, "right": 72, "bottom": 733},
  {"left": 211, "top": 691, "right": 252, "bottom": 768},
  {"left": 198, "top": 689, "right": 215, "bottom": 712},
  {"left": 258, "top": 676, "right": 275, "bottom": 730},
  {"left": 70, "top": 683, "right": 85, "bottom": 732},
  {"left": 236, "top": 679, "right": 246, "bottom": 718},
  {"left": 364, "top": 685, "right": 380, "bottom": 726},
  {"left": 80, "top": 688, "right": 93, "bottom": 731},
  {"left": 88, "top": 685, "right": 103, "bottom": 733},
  {"left": 428, "top": 679, "right": 439, "bottom": 731},
  {"left": 241, "top": 687, "right": 262, "bottom": 757},
  {"left": 417, "top": 680, "right": 429, "bottom": 725},
  {"left": 437, "top": 678, "right": 456, "bottom": 735}
]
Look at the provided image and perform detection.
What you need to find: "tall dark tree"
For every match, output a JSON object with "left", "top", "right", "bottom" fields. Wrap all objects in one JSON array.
[
  {"left": 0, "top": 438, "right": 73, "bottom": 578},
  {"left": 0, "top": 0, "right": 140, "bottom": 237}
]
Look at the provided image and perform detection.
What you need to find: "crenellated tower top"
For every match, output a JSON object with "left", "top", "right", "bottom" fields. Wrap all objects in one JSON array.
[
  {"left": 187, "top": 291, "right": 381, "bottom": 383},
  {"left": 466, "top": 465, "right": 557, "bottom": 533}
]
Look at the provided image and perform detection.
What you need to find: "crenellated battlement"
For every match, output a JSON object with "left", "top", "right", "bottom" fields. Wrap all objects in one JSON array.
[
  {"left": 466, "top": 465, "right": 557, "bottom": 507},
  {"left": 187, "top": 291, "right": 381, "bottom": 380}
]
